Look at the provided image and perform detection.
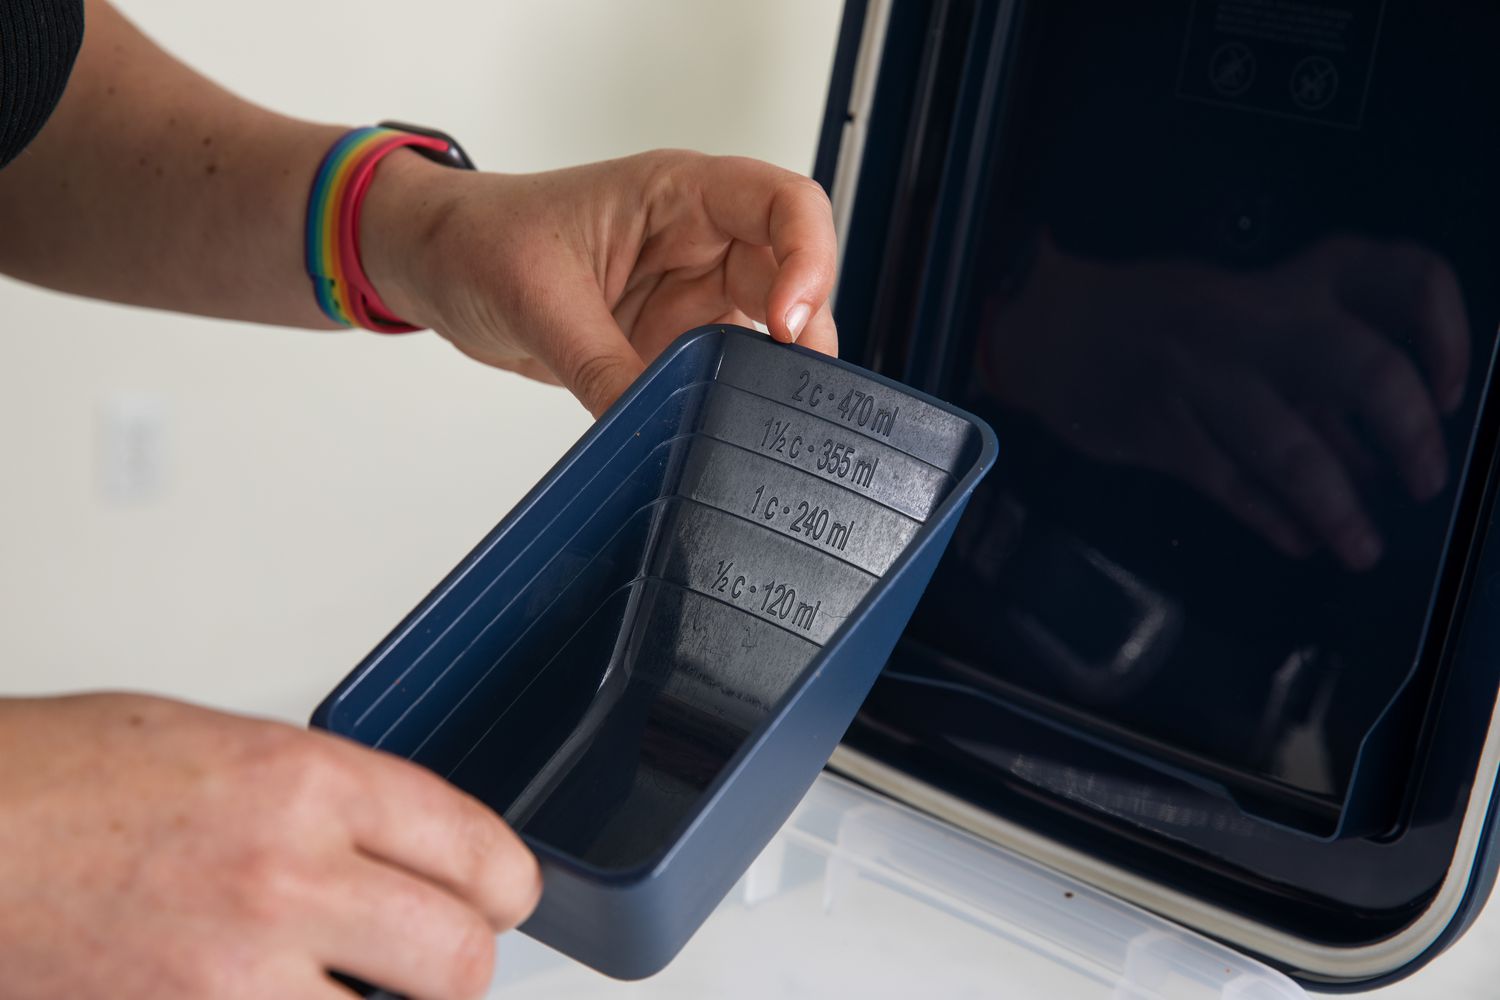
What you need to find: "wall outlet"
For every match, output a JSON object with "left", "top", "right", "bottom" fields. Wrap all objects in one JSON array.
[{"left": 97, "top": 393, "right": 170, "bottom": 506}]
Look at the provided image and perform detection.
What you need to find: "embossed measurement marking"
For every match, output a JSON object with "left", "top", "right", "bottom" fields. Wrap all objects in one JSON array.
[
  {"left": 711, "top": 559, "right": 822, "bottom": 633},
  {"left": 746, "top": 485, "right": 853, "bottom": 553},
  {"left": 675, "top": 436, "right": 921, "bottom": 576},
  {"left": 791, "top": 369, "right": 900, "bottom": 438},
  {"left": 759, "top": 419, "right": 879, "bottom": 489},
  {"left": 700, "top": 383, "right": 953, "bottom": 521},
  {"left": 654, "top": 501, "right": 876, "bottom": 646}
]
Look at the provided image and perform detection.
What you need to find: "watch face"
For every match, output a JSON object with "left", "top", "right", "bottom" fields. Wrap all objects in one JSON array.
[{"left": 377, "top": 119, "right": 475, "bottom": 170}]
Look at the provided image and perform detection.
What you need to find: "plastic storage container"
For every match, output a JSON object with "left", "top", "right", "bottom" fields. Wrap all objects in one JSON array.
[
  {"left": 807, "top": 2, "right": 1500, "bottom": 990},
  {"left": 313, "top": 326, "right": 996, "bottom": 980},
  {"left": 484, "top": 773, "right": 1307, "bottom": 1000}
]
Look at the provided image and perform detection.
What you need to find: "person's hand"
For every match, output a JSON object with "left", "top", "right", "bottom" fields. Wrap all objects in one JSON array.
[
  {"left": 980, "top": 234, "right": 1469, "bottom": 569},
  {"left": 363, "top": 149, "right": 840, "bottom": 417},
  {"left": 0, "top": 693, "right": 541, "bottom": 999}
]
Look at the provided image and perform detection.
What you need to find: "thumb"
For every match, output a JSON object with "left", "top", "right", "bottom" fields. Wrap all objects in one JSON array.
[{"left": 528, "top": 281, "right": 646, "bottom": 418}]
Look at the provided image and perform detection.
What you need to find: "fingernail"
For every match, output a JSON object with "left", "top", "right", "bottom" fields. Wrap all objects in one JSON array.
[{"left": 785, "top": 303, "right": 811, "bottom": 341}]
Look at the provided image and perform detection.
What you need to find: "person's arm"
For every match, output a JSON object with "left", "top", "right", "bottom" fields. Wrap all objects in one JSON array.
[
  {"left": 0, "top": 693, "right": 541, "bottom": 999},
  {"left": 0, "top": 0, "right": 838, "bottom": 416},
  {"left": 0, "top": 1, "right": 338, "bottom": 327}
]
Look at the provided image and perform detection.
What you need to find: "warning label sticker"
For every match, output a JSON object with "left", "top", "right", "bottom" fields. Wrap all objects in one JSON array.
[{"left": 1176, "top": 0, "right": 1386, "bottom": 128}]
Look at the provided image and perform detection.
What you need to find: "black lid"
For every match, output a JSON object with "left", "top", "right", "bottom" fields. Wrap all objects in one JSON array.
[{"left": 819, "top": 0, "right": 1500, "bottom": 989}]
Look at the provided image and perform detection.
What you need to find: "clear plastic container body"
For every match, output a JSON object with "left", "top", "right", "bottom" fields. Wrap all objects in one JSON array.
[{"left": 488, "top": 773, "right": 1307, "bottom": 1000}]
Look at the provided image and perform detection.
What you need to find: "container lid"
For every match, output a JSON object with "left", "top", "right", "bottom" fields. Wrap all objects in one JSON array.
[{"left": 814, "top": 0, "right": 1500, "bottom": 990}]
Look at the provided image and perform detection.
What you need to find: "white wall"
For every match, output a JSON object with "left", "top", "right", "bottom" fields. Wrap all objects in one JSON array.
[
  {"left": 0, "top": 0, "right": 843, "bottom": 721},
  {"left": 4, "top": 6, "right": 1496, "bottom": 994}
]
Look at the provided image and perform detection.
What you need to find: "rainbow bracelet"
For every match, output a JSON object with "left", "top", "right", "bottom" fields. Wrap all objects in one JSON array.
[{"left": 305, "top": 126, "right": 456, "bottom": 332}]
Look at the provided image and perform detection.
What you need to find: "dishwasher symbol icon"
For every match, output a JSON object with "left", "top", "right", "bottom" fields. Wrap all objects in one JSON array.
[
  {"left": 1290, "top": 55, "right": 1340, "bottom": 111},
  {"left": 1209, "top": 42, "right": 1256, "bottom": 98}
]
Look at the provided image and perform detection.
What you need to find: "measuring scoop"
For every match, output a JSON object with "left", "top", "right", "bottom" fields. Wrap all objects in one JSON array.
[{"left": 313, "top": 325, "right": 997, "bottom": 981}]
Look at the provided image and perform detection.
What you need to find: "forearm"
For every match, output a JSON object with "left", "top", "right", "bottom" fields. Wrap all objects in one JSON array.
[
  {"left": 0, "top": 1, "right": 362, "bottom": 327},
  {"left": 0, "top": 1, "right": 840, "bottom": 417}
]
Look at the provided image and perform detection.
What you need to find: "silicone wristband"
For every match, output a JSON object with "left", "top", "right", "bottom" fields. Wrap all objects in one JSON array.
[{"left": 305, "top": 127, "right": 451, "bottom": 332}]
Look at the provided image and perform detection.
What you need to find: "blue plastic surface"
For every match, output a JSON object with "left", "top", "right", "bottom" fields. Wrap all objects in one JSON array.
[{"left": 312, "top": 326, "right": 996, "bottom": 981}]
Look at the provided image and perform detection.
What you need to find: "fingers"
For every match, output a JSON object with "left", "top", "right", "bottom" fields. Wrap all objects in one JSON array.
[
  {"left": 1334, "top": 240, "right": 1471, "bottom": 413},
  {"left": 224, "top": 958, "right": 363, "bottom": 1000},
  {"left": 1142, "top": 415, "right": 1311, "bottom": 558},
  {"left": 455, "top": 262, "right": 645, "bottom": 416},
  {"left": 798, "top": 302, "right": 838, "bottom": 358},
  {"left": 313, "top": 972, "right": 377, "bottom": 1000},
  {"left": 1306, "top": 401, "right": 1379, "bottom": 483},
  {"left": 314, "top": 732, "right": 542, "bottom": 932},
  {"left": 528, "top": 274, "right": 647, "bottom": 417},
  {"left": 314, "top": 856, "right": 498, "bottom": 1000},
  {"left": 1313, "top": 317, "right": 1448, "bottom": 500},
  {"left": 722, "top": 240, "right": 839, "bottom": 358},
  {"left": 723, "top": 240, "right": 778, "bottom": 324},
  {"left": 319, "top": 969, "right": 382, "bottom": 1000},
  {"left": 1198, "top": 375, "right": 1381, "bottom": 571},
  {"left": 688, "top": 156, "right": 837, "bottom": 347}
]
